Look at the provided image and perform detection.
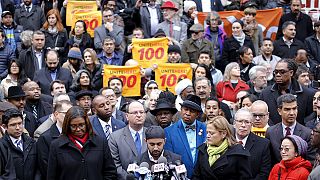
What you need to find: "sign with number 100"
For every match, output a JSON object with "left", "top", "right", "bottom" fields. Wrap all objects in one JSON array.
[{"left": 138, "top": 47, "right": 165, "bottom": 61}]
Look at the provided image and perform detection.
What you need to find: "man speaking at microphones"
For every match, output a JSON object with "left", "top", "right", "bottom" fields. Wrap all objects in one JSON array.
[{"left": 139, "top": 126, "right": 181, "bottom": 168}]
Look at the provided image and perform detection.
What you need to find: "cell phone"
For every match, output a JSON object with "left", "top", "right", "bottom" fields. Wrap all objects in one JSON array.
[{"left": 312, "top": 80, "right": 320, "bottom": 89}]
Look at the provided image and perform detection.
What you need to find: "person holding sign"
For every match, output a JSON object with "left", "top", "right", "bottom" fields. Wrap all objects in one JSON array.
[
  {"left": 155, "top": 1, "right": 187, "bottom": 46},
  {"left": 94, "top": 9, "right": 124, "bottom": 53},
  {"left": 97, "top": 36, "right": 123, "bottom": 66}
]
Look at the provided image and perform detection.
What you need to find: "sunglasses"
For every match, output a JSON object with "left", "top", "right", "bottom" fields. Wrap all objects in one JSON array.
[{"left": 273, "top": 69, "right": 290, "bottom": 75}]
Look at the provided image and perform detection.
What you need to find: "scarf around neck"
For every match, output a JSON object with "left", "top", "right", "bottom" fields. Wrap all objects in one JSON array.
[
  {"left": 233, "top": 32, "right": 245, "bottom": 46},
  {"left": 48, "top": 26, "right": 58, "bottom": 34},
  {"left": 68, "top": 132, "right": 89, "bottom": 151},
  {"left": 207, "top": 139, "right": 229, "bottom": 166}
]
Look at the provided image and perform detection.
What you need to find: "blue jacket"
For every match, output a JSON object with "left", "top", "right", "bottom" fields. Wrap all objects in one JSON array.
[
  {"left": 164, "top": 119, "right": 206, "bottom": 178},
  {"left": 193, "top": 0, "right": 224, "bottom": 12},
  {"left": 98, "top": 51, "right": 123, "bottom": 66},
  {"left": 89, "top": 115, "right": 126, "bottom": 139},
  {"left": 0, "top": 45, "right": 15, "bottom": 79}
]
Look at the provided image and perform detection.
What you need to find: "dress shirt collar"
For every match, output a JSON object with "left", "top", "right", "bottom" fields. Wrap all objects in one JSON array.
[
  {"left": 282, "top": 121, "right": 297, "bottom": 136},
  {"left": 148, "top": 150, "right": 164, "bottom": 163},
  {"left": 236, "top": 134, "right": 249, "bottom": 147}
]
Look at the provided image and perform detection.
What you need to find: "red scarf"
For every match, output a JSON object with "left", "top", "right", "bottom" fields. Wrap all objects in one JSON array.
[{"left": 68, "top": 133, "right": 89, "bottom": 151}]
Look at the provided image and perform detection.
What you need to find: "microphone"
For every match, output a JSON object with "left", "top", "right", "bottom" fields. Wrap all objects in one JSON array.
[
  {"left": 127, "top": 161, "right": 139, "bottom": 174},
  {"left": 153, "top": 156, "right": 169, "bottom": 180},
  {"left": 135, "top": 162, "right": 152, "bottom": 180},
  {"left": 175, "top": 160, "right": 187, "bottom": 180},
  {"left": 168, "top": 162, "right": 179, "bottom": 180}
]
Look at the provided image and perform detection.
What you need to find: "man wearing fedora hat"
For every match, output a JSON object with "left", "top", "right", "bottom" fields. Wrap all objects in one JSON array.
[
  {"left": 140, "top": 126, "right": 181, "bottom": 168},
  {"left": 164, "top": 94, "right": 206, "bottom": 178},
  {"left": 150, "top": 99, "right": 177, "bottom": 129},
  {"left": 155, "top": 0, "right": 187, "bottom": 46},
  {"left": 5, "top": 86, "right": 39, "bottom": 137}
]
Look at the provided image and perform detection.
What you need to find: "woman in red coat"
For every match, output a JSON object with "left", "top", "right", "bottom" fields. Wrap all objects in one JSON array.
[
  {"left": 268, "top": 135, "right": 312, "bottom": 180},
  {"left": 216, "top": 62, "right": 249, "bottom": 110}
]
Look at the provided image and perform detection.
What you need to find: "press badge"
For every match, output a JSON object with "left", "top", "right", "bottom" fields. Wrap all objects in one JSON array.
[{"left": 173, "top": 26, "right": 181, "bottom": 31}]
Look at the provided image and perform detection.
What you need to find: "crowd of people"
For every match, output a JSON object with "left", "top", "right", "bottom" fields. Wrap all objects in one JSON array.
[{"left": 0, "top": 0, "right": 319, "bottom": 179}]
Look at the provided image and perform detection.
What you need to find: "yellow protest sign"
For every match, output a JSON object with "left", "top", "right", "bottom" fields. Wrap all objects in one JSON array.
[
  {"left": 155, "top": 63, "right": 193, "bottom": 94},
  {"left": 132, "top": 38, "right": 168, "bottom": 68},
  {"left": 66, "top": 1, "right": 98, "bottom": 26},
  {"left": 72, "top": 11, "right": 102, "bottom": 37},
  {"left": 103, "top": 65, "right": 141, "bottom": 97}
]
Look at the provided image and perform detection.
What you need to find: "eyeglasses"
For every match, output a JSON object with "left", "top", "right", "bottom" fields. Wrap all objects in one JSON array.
[
  {"left": 312, "top": 129, "right": 320, "bottom": 134},
  {"left": 103, "top": 15, "right": 113, "bottom": 18},
  {"left": 279, "top": 147, "right": 292, "bottom": 152},
  {"left": 70, "top": 123, "right": 86, "bottom": 130},
  {"left": 147, "top": 87, "right": 158, "bottom": 90},
  {"left": 252, "top": 114, "right": 266, "bottom": 118},
  {"left": 235, "top": 119, "right": 252, "bottom": 125},
  {"left": 273, "top": 69, "right": 290, "bottom": 75},
  {"left": 191, "top": 31, "right": 200, "bottom": 34},
  {"left": 128, "top": 111, "right": 145, "bottom": 116}
]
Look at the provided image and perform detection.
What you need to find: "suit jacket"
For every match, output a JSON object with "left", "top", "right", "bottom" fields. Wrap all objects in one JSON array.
[
  {"left": 89, "top": 115, "right": 126, "bottom": 139},
  {"left": 259, "top": 79, "right": 314, "bottom": 125},
  {"left": 0, "top": 133, "right": 40, "bottom": 180},
  {"left": 155, "top": 20, "right": 187, "bottom": 45},
  {"left": 164, "top": 119, "right": 207, "bottom": 178},
  {"left": 36, "top": 123, "right": 60, "bottom": 179},
  {"left": 244, "top": 133, "right": 271, "bottom": 180},
  {"left": 139, "top": 150, "right": 181, "bottom": 168},
  {"left": 265, "top": 122, "right": 316, "bottom": 165},
  {"left": 114, "top": 109, "right": 127, "bottom": 124},
  {"left": 33, "top": 67, "right": 73, "bottom": 95},
  {"left": 18, "top": 47, "right": 46, "bottom": 79},
  {"left": 137, "top": 4, "right": 163, "bottom": 38},
  {"left": 94, "top": 24, "right": 124, "bottom": 51},
  {"left": 25, "top": 100, "right": 52, "bottom": 121},
  {"left": 14, "top": 5, "right": 45, "bottom": 31},
  {"left": 193, "top": 0, "right": 224, "bottom": 12},
  {"left": 108, "top": 126, "right": 147, "bottom": 180},
  {"left": 33, "top": 114, "right": 55, "bottom": 141}
]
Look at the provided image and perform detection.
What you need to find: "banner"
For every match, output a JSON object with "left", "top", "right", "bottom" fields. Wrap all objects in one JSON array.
[
  {"left": 132, "top": 38, "right": 168, "bottom": 68},
  {"left": 198, "top": 8, "right": 282, "bottom": 40},
  {"left": 155, "top": 63, "right": 193, "bottom": 94},
  {"left": 66, "top": 1, "right": 98, "bottom": 26},
  {"left": 103, "top": 65, "right": 141, "bottom": 97},
  {"left": 71, "top": 11, "right": 102, "bottom": 37}
]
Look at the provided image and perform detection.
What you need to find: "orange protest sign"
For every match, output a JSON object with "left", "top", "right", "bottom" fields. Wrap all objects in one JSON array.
[
  {"left": 198, "top": 8, "right": 282, "bottom": 40},
  {"left": 72, "top": 11, "right": 102, "bottom": 37},
  {"left": 66, "top": 1, "right": 98, "bottom": 26},
  {"left": 132, "top": 38, "right": 168, "bottom": 68},
  {"left": 103, "top": 65, "right": 141, "bottom": 97},
  {"left": 155, "top": 63, "right": 193, "bottom": 95}
]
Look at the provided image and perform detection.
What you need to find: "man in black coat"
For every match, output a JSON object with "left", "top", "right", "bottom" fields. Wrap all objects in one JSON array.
[
  {"left": 0, "top": 108, "right": 40, "bottom": 180},
  {"left": 260, "top": 59, "right": 314, "bottom": 125},
  {"left": 23, "top": 81, "right": 52, "bottom": 121},
  {"left": 273, "top": 21, "right": 305, "bottom": 59},
  {"left": 37, "top": 100, "right": 72, "bottom": 179},
  {"left": 18, "top": 30, "right": 46, "bottom": 79},
  {"left": 266, "top": 94, "right": 316, "bottom": 165},
  {"left": 305, "top": 21, "right": 320, "bottom": 65},
  {"left": 234, "top": 108, "right": 271, "bottom": 180},
  {"left": 6, "top": 86, "right": 39, "bottom": 137},
  {"left": 33, "top": 50, "right": 73, "bottom": 95},
  {"left": 276, "top": 0, "right": 313, "bottom": 42},
  {"left": 139, "top": 126, "right": 181, "bottom": 168}
]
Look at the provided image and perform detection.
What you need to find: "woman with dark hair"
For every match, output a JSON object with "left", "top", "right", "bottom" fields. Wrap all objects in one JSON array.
[
  {"left": 47, "top": 106, "right": 117, "bottom": 180},
  {"left": 192, "top": 116, "right": 252, "bottom": 179},
  {"left": 268, "top": 135, "right": 312, "bottom": 180},
  {"left": 193, "top": 64, "right": 215, "bottom": 95},
  {"left": 0, "top": 60, "right": 29, "bottom": 98},
  {"left": 80, "top": 48, "right": 101, "bottom": 79},
  {"left": 221, "top": 20, "right": 255, "bottom": 72},
  {"left": 238, "top": 46, "right": 255, "bottom": 82},
  {"left": 65, "top": 20, "right": 92, "bottom": 53},
  {"left": 41, "top": 9, "right": 68, "bottom": 61},
  {"left": 239, "top": 93, "right": 257, "bottom": 109},
  {"left": 69, "top": 70, "right": 98, "bottom": 101}
]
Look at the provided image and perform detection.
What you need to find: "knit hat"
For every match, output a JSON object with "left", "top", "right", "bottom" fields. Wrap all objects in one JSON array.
[
  {"left": 168, "top": 45, "right": 181, "bottom": 55},
  {"left": 183, "top": 1, "right": 197, "bottom": 13},
  {"left": 154, "top": 29, "right": 166, "bottom": 38},
  {"left": 68, "top": 47, "right": 82, "bottom": 60},
  {"left": 286, "top": 135, "right": 308, "bottom": 157},
  {"left": 175, "top": 78, "right": 192, "bottom": 95}
]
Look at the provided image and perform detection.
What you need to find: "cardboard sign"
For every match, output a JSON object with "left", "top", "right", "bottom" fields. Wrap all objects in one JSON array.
[
  {"left": 132, "top": 38, "right": 168, "bottom": 68},
  {"left": 72, "top": 11, "right": 102, "bottom": 37},
  {"left": 66, "top": 1, "right": 98, "bottom": 26},
  {"left": 155, "top": 63, "right": 193, "bottom": 94},
  {"left": 103, "top": 65, "right": 141, "bottom": 97}
]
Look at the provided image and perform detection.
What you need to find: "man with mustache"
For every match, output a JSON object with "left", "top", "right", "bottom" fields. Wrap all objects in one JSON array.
[
  {"left": 276, "top": 0, "right": 313, "bottom": 42},
  {"left": 108, "top": 77, "right": 128, "bottom": 111},
  {"left": 89, "top": 95, "right": 125, "bottom": 140},
  {"left": 140, "top": 126, "right": 181, "bottom": 167},
  {"left": 234, "top": 108, "right": 271, "bottom": 180}
]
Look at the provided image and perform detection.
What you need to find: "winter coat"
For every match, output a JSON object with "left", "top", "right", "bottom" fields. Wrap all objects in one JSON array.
[
  {"left": 41, "top": 28, "right": 68, "bottom": 61},
  {"left": 268, "top": 156, "right": 312, "bottom": 180},
  {"left": 216, "top": 80, "right": 250, "bottom": 103}
]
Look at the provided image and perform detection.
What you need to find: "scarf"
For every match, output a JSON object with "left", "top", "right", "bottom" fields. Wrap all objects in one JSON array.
[
  {"left": 68, "top": 132, "right": 89, "bottom": 151},
  {"left": 233, "top": 32, "right": 245, "bottom": 46},
  {"left": 207, "top": 139, "right": 229, "bottom": 166},
  {"left": 73, "top": 35, "right": 83, "bottom": 45},
  {"left": 48, "top": 26, "right": 58, "bottom": 35}
]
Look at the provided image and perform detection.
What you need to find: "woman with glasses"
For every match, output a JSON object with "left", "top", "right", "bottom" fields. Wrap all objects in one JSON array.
[
  {"left": 192, "top": 116, "right": 252, "bottom": 179},
  {"left": 47, "top": 106, "right": 117, "bottom": 180},
  {"left": 268, "top": 135, "right": 312, "bottom": 180}
]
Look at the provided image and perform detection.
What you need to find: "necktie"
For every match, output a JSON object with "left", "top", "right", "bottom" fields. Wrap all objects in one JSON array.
[
  {"left": 238, "top": 140, "right": 243, "bottom": 145},
  {"left": 285, "top": 127, "right": 291, "bottom": 136},
  {"left": 105, "top": 124, "right": 110, "bottom": 140},
  {"left": 15, "top": 139, "right": 23, "bottom": 151},
  {"left": 26, "top": 6, "right": 30, "bottom": 13},
  {"left": 32, "top": 105, "right": 38, "bottom": 119},
  {"left": 185, "top": 125, "right": 196, "bottom": 132},
  {"left": 135, "top": 132, "right": 141, "bottom": 155}
]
